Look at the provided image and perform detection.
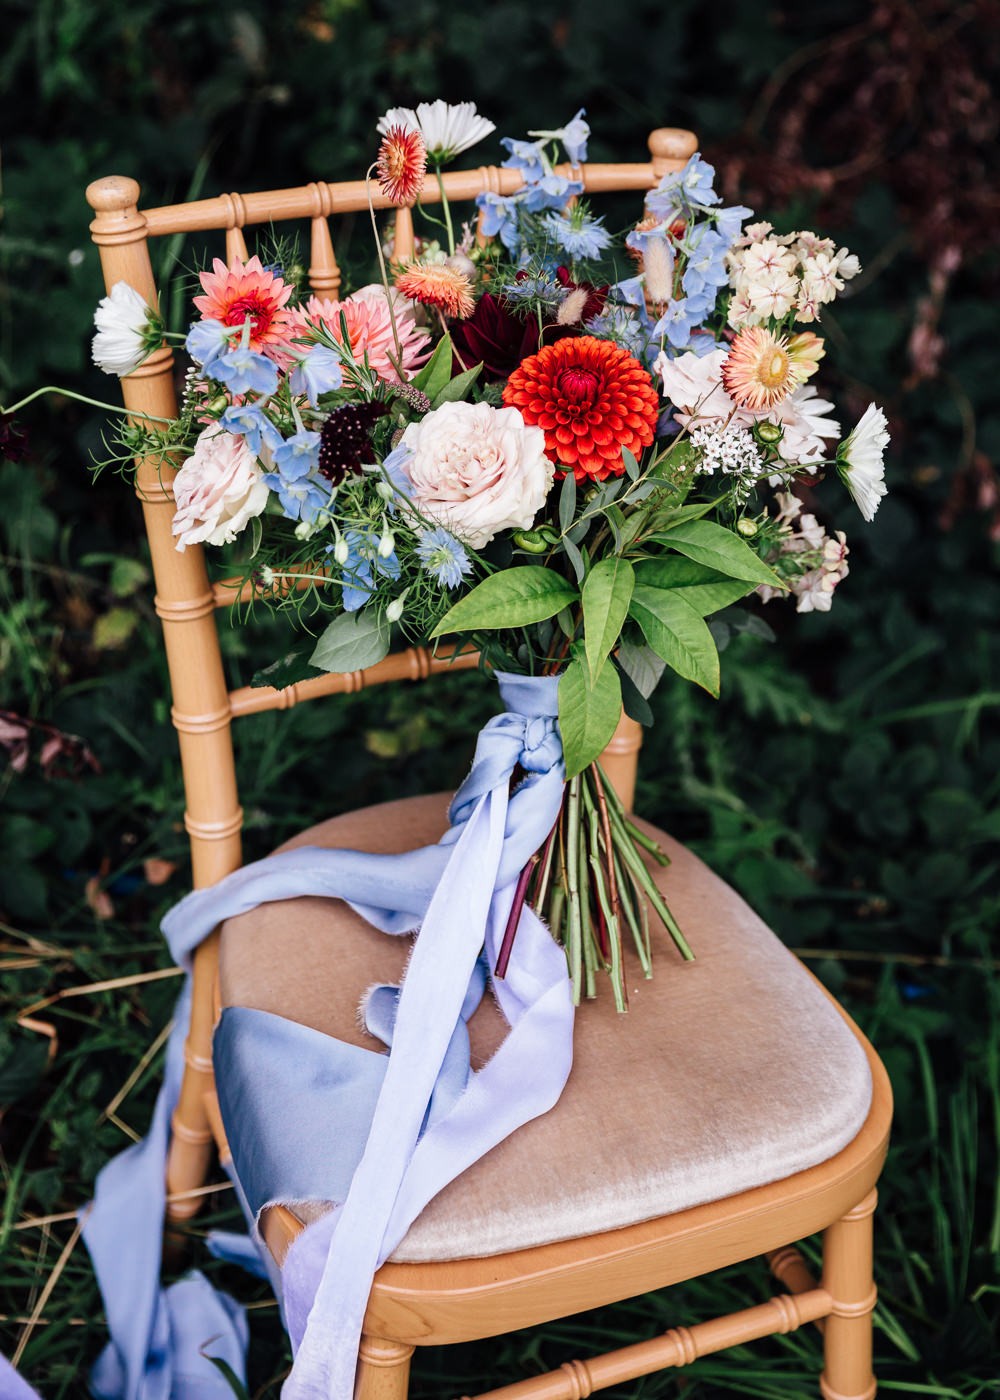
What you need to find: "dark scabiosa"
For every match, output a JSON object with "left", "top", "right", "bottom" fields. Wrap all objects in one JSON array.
[{"left": 317, "top": 402, "right": 390, "bottom": 485}]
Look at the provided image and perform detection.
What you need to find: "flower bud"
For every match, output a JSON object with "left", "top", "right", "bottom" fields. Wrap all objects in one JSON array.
[
  {"left": 386, "top": 591, "right": 408, "bottom": 623},
  {"left": 753, "top": 420, "right": 784, "bottom": 446},
  {"left": 206, "top": 395, "right": 230, "bottom": 416},
  {"left": 512, "top": 528, "right": 549, "bottom": 554},
  {"left": 737, "top": 517, "right": 759, "bottom": 538},
  {"left": 333, "top": 535, "right": 350, "bottom": 565},
  {"left": 375, "top": 480, "right": 395, "bottom": 502},
  {"left": 295, "top": 519, "right": 318, "bottom": 540},
  {"left": 377, "top": 526, "right": 396, "bottom": 558}
]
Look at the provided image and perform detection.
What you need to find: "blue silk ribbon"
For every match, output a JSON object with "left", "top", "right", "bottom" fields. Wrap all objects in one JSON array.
[{"left": 11, "top": 672, "right": 573, "bottom": 1400}]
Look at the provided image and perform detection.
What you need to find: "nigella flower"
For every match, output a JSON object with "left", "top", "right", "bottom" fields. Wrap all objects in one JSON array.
[
  {"left": 542, "top": 211, "right": 611, "bottom": 260},
  {"left": 211, "top": 343, "right": 280, "bottom": 397},
  {"left": 584, "top": 303, "right": 647, "bottom": 358},
  {"left": 416, "top": 526, "right": 472, "bottom": 589},
  {"left": 377, "top": 101, "right": 495, "bottom": 164},
  {"left": 92, "top": 281, "right": 163, "bottom": 377},
  {"left": 498, "top": 271, "right": 564, "bottom": 309},
  {"left": 837, "top": 404, "right": 890, "bottom": 522}
]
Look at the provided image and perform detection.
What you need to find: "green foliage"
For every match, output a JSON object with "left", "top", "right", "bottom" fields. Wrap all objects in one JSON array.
[{"left": 431, "top": 566, "right": 578, "bottom": 637}]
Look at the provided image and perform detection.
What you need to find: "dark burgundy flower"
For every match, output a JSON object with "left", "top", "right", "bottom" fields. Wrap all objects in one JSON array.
[
  {"left": 318, "top": 401, "right": 389, "bottom": 485},
  {"left": 450, "top": 294, "right": 542, "bottom": 382},
  {"left": 0, "top": 413, "right": 29, "bottom": 463}
]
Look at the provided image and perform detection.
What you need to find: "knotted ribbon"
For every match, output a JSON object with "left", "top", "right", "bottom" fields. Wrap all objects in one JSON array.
[{"left": 58, "top": 672, "right": 574, "bottom": 1400}]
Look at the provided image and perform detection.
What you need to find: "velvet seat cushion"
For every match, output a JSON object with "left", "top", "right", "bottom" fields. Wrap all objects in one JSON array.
[{"left": 216, "top": 793, "right": 872, "bottom": 1264}]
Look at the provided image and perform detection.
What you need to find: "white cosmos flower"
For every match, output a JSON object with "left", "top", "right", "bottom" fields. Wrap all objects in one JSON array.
[
  {"left": 92, "top": 281, "right": 159, "bottom": 377},
  {"left": 838, "top": 404, "right": 890, "bottom": 521},
  {"left": 377, "top": 101, "right": 495, "bottom": 164}
]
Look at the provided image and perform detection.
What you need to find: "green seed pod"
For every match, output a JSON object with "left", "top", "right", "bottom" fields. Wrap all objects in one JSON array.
[
  {"left": 737, "top": 517, "right": 759, "bottom": 538},
  {"left": 512, "top": 529, "right": 549, "bottom": 554},
  {"left": 753, "top": 420, "right": 784, "bottom": 446},
  {"left": 206, "top": 395, "right": 230, "bottom": 416}
]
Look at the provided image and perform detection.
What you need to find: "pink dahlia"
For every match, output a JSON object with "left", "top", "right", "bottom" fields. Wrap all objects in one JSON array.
[
  {"left": 193, "top": 256, "right": 293, "bottom": 355},
  {"left": 290, "top": 290, "right": 430, "bottom": 383}
]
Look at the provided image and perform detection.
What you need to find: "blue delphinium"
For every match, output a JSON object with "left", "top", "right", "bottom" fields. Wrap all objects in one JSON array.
[
  {"left": 185, "top": 318, "right": 231, "bottom": 373},
  {"left": 647, "top": 153, "right": 722, "bottom": 220},
  {"left": 652, "top": 294, "right": 714, "bottom": 350},
  {"left": 542, "top": 210, "right": 611, "bottom": 260},
  {"left": 416, "top": 527, "right": 472, "bottom": 590},
  {"left": 289, "top": 345, "right": 344, "bottom": 407},
  {"left": 262, "top": 429, "right": 329, "bottom": 523},
  {"left": 212, "top": 344, "right": 279, "bottom": 397},
  {"left": 380, "top": 443, "right": 416, "bottom": 512},
  {"left": 681, "top": 227, "right": 731, "bottom": 300},
  {"left": 527, "top": 109, "right": 590, "bottom": 165},
  {"left": 337, "top": 529, "right": 401, "bottom": 612},
  {"left": 500, "top": 137, "right": 549, "bottom": 183},
  {"left": 220, "top": 403, "right": 282, "bottom": 457}
]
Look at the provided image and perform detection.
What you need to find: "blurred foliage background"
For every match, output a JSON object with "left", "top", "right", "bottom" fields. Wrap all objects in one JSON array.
[{"left": 1, "top": 1, "right": 999, "bottom": 1395}]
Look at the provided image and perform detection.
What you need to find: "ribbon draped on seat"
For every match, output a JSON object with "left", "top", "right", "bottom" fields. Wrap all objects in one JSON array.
[{"left": 66, "top": 672, "right": 575, "bottom": 1400}]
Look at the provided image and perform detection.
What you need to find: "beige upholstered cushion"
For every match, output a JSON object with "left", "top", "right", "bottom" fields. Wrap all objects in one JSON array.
[{"left": 217, "top": 793, "right": 872, "bottom": 1263}]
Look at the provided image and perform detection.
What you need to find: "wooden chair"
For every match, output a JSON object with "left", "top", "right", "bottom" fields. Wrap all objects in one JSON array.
[{"left": 86, "top": 126, "right": 891, "bottom": 1400}]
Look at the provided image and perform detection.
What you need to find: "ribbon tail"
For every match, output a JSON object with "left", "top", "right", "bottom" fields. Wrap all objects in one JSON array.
[{"left": 282, "top": 788, "right": 508, "bottom": 1400}]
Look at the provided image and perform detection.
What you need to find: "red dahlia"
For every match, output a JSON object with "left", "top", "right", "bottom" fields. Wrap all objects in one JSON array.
[{"left": 502, "top": 336, "right": 660, "bottom": 481}]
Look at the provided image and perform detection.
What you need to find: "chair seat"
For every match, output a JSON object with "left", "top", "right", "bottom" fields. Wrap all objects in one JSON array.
[{"left": 217, "top": 793, "right": 872, "bottom": 1264}]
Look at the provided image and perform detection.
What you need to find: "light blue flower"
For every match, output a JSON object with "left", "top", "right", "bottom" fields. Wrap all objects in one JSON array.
[
  {"left": 713, "top": 203, "right": 755, "bottom": 245},
  {"left": 652, "top": 293, "right": 714, "bottom": 349},
  {"left": 520, "top": 173, "right": 584, "bottom": 213},
  {"left": 416, "top": 527, "right": 472, "bottom": 590},
  {"left": 185, "top": 318, "right": 231, "bottom": 371},
  {"left": 680, "top": 227, "right": 730, "bottom": 299},
  {"left": 211, "top": 345, "right": 279, "bottom": 396},
  {"left": 542, "top": 211, "right": 611, "bottom": 260},
  {"left": 500, "top": 137, "right": 549, "bottom": 183},
  {"left": 528, "top": 109, "right": 590, "bottom": 164},
  {"left": 475, "top": 191, "right": 526, "bottom": 255},
  {"left": 498, "top": 271, "right": 564, "bottom": 308},
  {"left": 380, "top": 444, "right": 416, "bottom": 511},
  {"left": 220, "top": 404, "right": 283, "bottom": 457},
  {"left": 648, "top": 154, "right": 722, "bottom": 218},
  {"left": 289, "top": 345, "right": 344, "bottom": 407},
  {"left": 585, "top": 303, "right": 646, "bottom": 358},
  {"left": 336, "top": 529, "right": 401, "bottom": 612},
  {"left": 262, "top": 429, "right": 328, "bottom": 522}
]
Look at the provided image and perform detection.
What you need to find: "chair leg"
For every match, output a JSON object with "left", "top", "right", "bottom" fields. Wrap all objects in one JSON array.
[
  {"left": 355, "top": 1335, "right": 413, "bottom": 1400},
  {"left": 820, "top": 1189, "right": 878, "bottom": 1400}
]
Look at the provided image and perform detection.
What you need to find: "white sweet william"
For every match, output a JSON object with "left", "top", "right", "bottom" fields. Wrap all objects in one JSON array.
[
  {"left": 172, "top": 426, "right": 270, "bottom": 552},
  {"left": 92, "top": 281, "right": 158, "bottom": 377},
  {"left": 395, "top": 401, "right": 553, "bottom": 549},
  {"left": 838, "top": 404, "right": 890, "bottom": 522}
]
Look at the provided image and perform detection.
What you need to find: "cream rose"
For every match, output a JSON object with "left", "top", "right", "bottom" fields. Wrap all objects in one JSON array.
[
  {"left": 396, "top": 401, "right": 553, "bottom": 549},
  {"left": 172, "top": 426, "right": 270, "bottom": 552}
]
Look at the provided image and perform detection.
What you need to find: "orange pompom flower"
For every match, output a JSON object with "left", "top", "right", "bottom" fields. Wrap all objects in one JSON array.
[
  {"left": 192, "top": 256, "right": 293, "bottom": 355},
  {"left": 376, "top": 125, "right": 427, "bottom": 205},
  {"left": 502, "top": 335, "right": 660, "bottom": 481},
  {"left": 394, "top": 263, "right": 475, "bottom": 320}
]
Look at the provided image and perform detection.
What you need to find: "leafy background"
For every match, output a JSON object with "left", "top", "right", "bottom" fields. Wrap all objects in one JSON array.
[{"left": 1, "top": 0, "right": 998, "bottom": 1395}]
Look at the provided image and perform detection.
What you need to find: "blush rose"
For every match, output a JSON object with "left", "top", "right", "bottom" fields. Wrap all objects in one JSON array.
[
  {"left": 395, "top": 400, "right": 553, "bottom": 549},
  {"left": 172, "top": 426, "right": 270, "bottom": 551}
]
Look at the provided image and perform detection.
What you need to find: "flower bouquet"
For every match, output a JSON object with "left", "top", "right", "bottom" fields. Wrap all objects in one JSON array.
[{"left": 81, "top": 101, "right": 888, "bottom": 1009}]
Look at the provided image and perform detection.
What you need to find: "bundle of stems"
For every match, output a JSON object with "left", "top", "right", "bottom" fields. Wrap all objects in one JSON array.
[{"left": 496, "top": 763, "right": 695, "bottom": 1011}]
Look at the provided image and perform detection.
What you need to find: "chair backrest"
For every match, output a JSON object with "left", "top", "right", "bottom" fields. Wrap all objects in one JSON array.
[{"left": 85, "top": 124, "right": 699, "bottom": 894}]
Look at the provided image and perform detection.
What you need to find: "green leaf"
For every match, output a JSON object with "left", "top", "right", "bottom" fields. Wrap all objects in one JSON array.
[
  {"left": 616, "top": 640, "right": 666, "bottom": 698},
  {"left": 657, "top": 518, "right": 783, "bottom": 587},
  {"left": 430, "top": 360, "right": 482, "bottom": 408},
  {"left": 558, "top": 657, "right": 622, "bottom": 778},
  {"left": 614, "top": 659, "right": 654, "bottom": 726},
  {"left": 622, "top": 446, "right": 640, "bottom": 480},
  {"left": 558, "top": 470, "right": 577, "bottom": 534},
  {"left": 634, "top": 557, "right": 755, "bottom": 615},
  {"left": 411, "top": 334, "right": 453, "bottom": 400},
  {"left": 309, "top": 609, "right": 390, "bottom": 673},
  {"left": 649, "top": 498, "right": 716, "bottom": 529},
  {"left": 582, "top": 557, "right": 634, "bottom": 683},
  {"left": 251, "top": 645, "right": 318, "bottom": 689},
  {"left": 629, "top": 585, "right": 720, "bottom": 695},
  {"left": 430, "top": 566, "right": 578, "bottom": 637}
]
